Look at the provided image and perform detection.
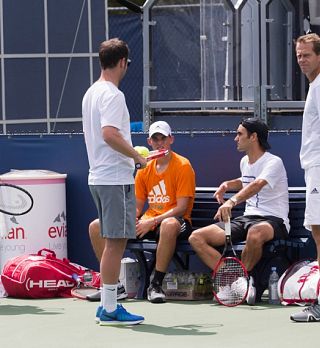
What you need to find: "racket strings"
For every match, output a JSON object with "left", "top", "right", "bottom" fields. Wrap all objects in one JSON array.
[{"left": 213, "top": 258, "right": 248, "bottom": 306}]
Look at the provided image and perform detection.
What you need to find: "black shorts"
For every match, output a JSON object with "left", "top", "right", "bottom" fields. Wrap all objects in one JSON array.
[
  {"left": 141, "top": 217, "right": 192, "bottom": 241},
  {"left": 216, "top": 215, "right": 288, "bottom": 244}
]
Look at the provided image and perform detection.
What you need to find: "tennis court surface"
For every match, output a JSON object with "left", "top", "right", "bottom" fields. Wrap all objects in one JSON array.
[{"left": 0, "top": 296, "right": 318, "bottom": 348}]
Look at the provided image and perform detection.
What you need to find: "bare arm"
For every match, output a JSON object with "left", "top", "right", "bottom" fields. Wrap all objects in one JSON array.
[
  {"left": 136, "top": 198, "right": 145, "bottom": 218},
  {"left": 214, "top": 178, "right": 268, "bottom": 222},
  {"left": 102, "top": 126, "right": 146, "bottom": 167},
  {"left": 214, "top": 178, "right": 243, "bottom": 204}
]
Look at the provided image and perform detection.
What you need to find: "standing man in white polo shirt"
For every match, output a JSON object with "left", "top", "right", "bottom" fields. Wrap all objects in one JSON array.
[
  {"left": 291, "top": 33, "right": 320, "bottom": 322},
  {"left": 82, "top": 38, "right": 146, "bottom": 326}
]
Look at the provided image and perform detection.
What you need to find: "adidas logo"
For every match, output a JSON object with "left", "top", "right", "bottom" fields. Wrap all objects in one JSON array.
[
  {"left": 148, "top": 179, "right": 170, "bottom": 204},
  {"left": 310, "top": 188, "right": 319, "bottom": 194}
]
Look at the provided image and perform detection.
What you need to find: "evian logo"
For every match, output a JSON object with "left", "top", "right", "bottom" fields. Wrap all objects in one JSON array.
[
  {"left": 148, "top": 180, "right": 170, "bottom": 204},
  {"left": 1, "top": 215, "right": 26, "bottom": 240},
  {"left": 48, "top": 211, "right": 67, "bottom": 238},
  {"left": 3, "top": 227, "right": 26, "bottom": 240},
  {"left": 26, "top": 278, "right": 74, "bottom": 290}
]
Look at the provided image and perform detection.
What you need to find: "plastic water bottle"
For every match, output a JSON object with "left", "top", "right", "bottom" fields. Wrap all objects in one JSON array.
[
  {"left": 83, "top": 269, "right": 93, "bottom": 285},
  {"left": 268, "top": 267, "right": 280, "bottom": 304}
]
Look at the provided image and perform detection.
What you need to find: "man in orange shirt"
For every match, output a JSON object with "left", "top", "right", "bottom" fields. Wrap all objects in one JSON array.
[{"left": 88, "top": 121, "right": 195, "bottom": 304}]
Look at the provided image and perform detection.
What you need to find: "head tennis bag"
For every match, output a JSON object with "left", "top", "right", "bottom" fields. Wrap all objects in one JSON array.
[
  {"left": 277, "top": 260, "right": 320, "bottom": 305},
  {"left": 1, "top": 248, "right": 99, "bottom": 298}
]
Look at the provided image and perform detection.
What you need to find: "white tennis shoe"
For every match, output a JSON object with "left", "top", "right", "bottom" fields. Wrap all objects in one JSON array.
[
  {"left": 246, "top": 276, "right": 256, "bottom": 305},
  {"left": 230, "top": 276, "right": 256, "bottom": 305},
  {"left": 216, "top": 285, "right": 232, "bottom": 301},
  {"left": 231, "top": 277, "right": 248, "bottom": 297}
]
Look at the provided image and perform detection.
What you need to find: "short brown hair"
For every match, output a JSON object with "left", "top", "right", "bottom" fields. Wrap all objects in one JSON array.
[
  {"left": 99, "top": 38, "right": 129, "bottom": 69},
  {"left": 240, "top": 117, "right": 271, "bottom": 150},
  {"left": 295, "top": 33, "right": 320, "bottom": 55}
]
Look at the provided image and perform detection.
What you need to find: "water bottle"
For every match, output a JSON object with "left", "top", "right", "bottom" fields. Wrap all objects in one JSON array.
[
  {"left": 268, "top": 267, "right": 280, "bottom": 304},
  {"left": 83, "top": 269, "right": 93, "bottom": 285}
]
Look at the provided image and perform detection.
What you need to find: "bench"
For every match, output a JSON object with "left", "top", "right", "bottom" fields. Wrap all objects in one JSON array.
[{"left": 126, "top": 187, "right": 315, "bottom": 300}]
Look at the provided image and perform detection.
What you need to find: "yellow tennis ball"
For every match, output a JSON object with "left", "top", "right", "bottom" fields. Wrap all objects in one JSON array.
[{"left": 134, "top": 146, "right": 150, "bottom": 158}]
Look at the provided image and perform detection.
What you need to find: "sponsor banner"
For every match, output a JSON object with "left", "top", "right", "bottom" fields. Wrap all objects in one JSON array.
[{"left": 0, "top": 170, "right": 67, "bottom": 271}]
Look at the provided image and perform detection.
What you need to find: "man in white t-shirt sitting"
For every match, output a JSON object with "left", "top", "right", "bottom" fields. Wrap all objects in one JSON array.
[{"left": 189, "top": 118, "right": 289, "bottom": 305}]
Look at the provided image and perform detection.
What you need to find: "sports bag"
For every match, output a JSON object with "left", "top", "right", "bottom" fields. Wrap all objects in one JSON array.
[
  {"left": 0, "top": 248, "right": 99, "bottom": 298},
  {"left": 277, "top": 260, "right": 320, "bottom": 305}
]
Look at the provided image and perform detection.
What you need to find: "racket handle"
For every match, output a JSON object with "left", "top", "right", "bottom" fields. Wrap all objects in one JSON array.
[{"left": 225, "top": 217, "right": 231, "bottom": 236}]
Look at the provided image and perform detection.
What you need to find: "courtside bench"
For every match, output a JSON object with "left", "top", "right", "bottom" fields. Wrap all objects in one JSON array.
[{"left": 126, "top": 187, "right": 314, "bottom": 300}]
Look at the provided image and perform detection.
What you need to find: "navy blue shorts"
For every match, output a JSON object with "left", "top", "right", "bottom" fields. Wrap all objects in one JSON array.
[{"left": 216, "top": 215, "right": 288, "bottom": 243}]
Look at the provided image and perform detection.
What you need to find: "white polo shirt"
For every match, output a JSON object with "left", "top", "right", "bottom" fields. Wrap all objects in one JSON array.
[
  {"left": 82, "top": 81, "right": 134, "bottom": 185},
  {"left": 241, "top": 152, "right": 290, "bottom": 232}
]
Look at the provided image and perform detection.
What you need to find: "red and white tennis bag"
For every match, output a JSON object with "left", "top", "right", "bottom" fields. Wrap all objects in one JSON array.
[
  {"left": 277, "top": 260, "right": 320, "bottom": 305},
  {"left": 0, "top": 248, "right": 100, "bottom": 298}
]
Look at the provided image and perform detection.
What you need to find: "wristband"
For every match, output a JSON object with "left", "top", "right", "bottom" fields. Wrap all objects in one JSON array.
[
  {"left": 153, "top": 218, "right": 158, "bottom": 229},
  {"left": 229, "top": 196, "right": 238, "bottom": 206}
]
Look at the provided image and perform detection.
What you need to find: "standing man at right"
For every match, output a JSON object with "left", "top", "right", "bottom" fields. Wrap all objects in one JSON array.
[{"left": 291, "top": 33, "right": 320, "bottom": 322}]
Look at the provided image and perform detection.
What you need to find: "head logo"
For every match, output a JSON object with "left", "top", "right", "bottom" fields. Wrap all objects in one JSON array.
[{"left": 26, "top": 278, "right": 74, "bottom": 291}]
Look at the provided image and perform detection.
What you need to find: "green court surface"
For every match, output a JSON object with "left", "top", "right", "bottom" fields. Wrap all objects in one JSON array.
[{"left": 0, "top": 296, "right": 317, "bottom": 348}]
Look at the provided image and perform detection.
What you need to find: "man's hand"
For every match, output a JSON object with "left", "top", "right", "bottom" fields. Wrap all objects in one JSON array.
[
  {"left": 136, "top": 218, "right": 155, "bottom": 238},
  {"left": 134, "top": 154, "right": 147, "bottom": 169},
  {"left": 214, "top": 182, "right": 228, "bottom": 204},
  {"left": 214, "top": 200, "right": 234, "bottom": 222}
]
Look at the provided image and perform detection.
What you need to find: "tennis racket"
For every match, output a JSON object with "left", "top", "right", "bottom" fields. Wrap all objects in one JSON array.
[
  {"left": 70, "top": 273, "right": 99, "bottom": 300},
  {"left": 0, "top": 183, "right": 34, "bottom": 216},
  {"left": 212, "top": 217, "right": 249, "bottom": 307},
  {"left": 135, "top": 149, "right": 169, "bottom": 169}
]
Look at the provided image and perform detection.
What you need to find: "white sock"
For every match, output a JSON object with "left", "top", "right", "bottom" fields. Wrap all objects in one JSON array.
[
  {"left": 99, "top": 287, "right": 103, "bottom": 308},
  {"left": 103, "top": 284, "right": 117, "bottom": 313}
]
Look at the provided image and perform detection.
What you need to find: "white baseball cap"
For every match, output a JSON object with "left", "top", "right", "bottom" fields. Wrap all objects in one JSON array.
[{"left": 149, "top": 121, "right": 172, "bottom": 137}]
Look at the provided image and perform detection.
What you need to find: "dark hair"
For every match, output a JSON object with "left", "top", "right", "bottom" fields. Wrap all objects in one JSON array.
[
  {"left": 99, "top": 38, "right": 129, "bottom": 69},
  {"left": 295, "top": 33, "right": 320, "bottom": 55},
  {"left": 240, "top": 117, "right": 271, "bottom": 150}
]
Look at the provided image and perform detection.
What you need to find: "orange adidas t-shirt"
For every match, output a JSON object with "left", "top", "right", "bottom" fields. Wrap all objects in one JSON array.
[{"left": 135, "top": 152, "right": 195, "bottom": 223}]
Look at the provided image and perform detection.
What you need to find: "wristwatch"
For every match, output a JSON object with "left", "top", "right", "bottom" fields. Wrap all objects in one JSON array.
[{"left": 229, "top": 196, "right": 238, "bottom": 206}]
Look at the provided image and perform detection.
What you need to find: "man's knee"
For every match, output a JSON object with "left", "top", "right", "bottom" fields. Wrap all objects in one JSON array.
[
  {"left": 246, "top": 224, "right": 273, "bottom": 246},
  {"left": 159, "top": 217, "right": 180, "bottom": 238},
  {"left": 188, "top": 230, "right": 203, "bottom": 248},
  {"left": 89, "top": 219, "right": 100, "bottom": 240},
  {"left": 189, "top": 225, "right": 223, "bottom": 248}
]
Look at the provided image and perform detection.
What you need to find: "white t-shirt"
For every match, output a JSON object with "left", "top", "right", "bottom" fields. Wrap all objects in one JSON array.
[
  {"left": 82, "top": 81, "right": 134, "bottom": 185},
  {"left": 240, "top": 152, "right": 290, "bottom": 232},
  {"left": 300, "top": 73, "right": 320, "bottom": 170}
]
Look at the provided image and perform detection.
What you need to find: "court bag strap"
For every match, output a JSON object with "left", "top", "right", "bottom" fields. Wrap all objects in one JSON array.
[
  {"left": 0, "top": 248, "right": 99, "bottom": 298},
  {"left": 277, "top": 260, "right": 320, "bottom": 305}
]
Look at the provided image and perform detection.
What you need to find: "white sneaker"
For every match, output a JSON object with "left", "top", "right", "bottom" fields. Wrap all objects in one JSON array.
[
  {"left": 229, "top": 276, "right": 256, "bottom": 305},
  {"left": 117, "top": 283, "right": 128, "bottom": 300},
  {"left": 86, "top": 282, "right": 128, "bottom": 302},
  {"left": 147, "top": 284, "right": 166, "bottom": 303},
  {"left": 216, "top": 285, "right": 232, "bottom": 302},
  {"left": 231, "top": 277, "right": 248, "bottom": 298},
  {"left": 246, "top": 276, "right": 256, "bottom": 306}
]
